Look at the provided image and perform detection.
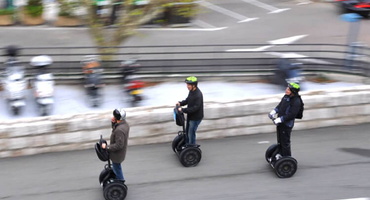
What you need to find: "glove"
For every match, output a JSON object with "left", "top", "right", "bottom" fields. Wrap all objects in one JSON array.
[
  {"left": 268, "top": 109, "right": 276, "bottom": 119},
  {"left": 273, "top": 117, "right": 282, "bottom": 125}
]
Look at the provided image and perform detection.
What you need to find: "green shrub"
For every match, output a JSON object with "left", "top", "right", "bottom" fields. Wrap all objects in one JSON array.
[
  {"left": 164, "top": 0, "right": 198, "bottom": 18},
  {"left": 58, "top": 0, "right": 81, "bottom": 17},
  {"left": 25, "top": 0, "right": 43, "bottom": 17},
  {"left": 0, "top": 8, "right": 15, "bottom": 16},
  {"left": 27, "top": 0, "right": 42, "bottom": 6}
]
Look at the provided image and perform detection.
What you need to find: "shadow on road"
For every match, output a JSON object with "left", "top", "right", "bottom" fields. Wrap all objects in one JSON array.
[{"left": 339, "top": 148, "right": 370, "bottom": 158}]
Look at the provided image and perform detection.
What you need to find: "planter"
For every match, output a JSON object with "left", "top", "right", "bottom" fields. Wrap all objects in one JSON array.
[
  {"left": 54, "top": 16, "right": 83, "bottom": 27},
  {"left": 166, "top": 2, "right": 197, "bottom": 26},
  {"left": 0, "top": 15, "right": 15, "bottom": 26},
  {"left": 20, "top": 11, "right": 44, "bottom": 25},
  {"left": 168, "top": 12, "right": 191, "bottom": 24}
]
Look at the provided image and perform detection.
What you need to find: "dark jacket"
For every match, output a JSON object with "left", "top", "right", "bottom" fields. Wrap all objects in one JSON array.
[
  {"left": 108, "top": 120, "right": 130, "bottom": 163},
  {"left": 275, "top": 95, "right": 301, "bottom": 128},
  {"left": 179, "top": 87, "right": 204, "bottom": 121}
]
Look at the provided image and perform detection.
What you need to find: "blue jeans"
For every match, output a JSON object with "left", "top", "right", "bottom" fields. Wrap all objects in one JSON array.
[
  {"left": 186, "top": 120, "right": 202, "bottom": 145},
  {"left": 112, "top": 162, "right": 125, "bottom": 181}
]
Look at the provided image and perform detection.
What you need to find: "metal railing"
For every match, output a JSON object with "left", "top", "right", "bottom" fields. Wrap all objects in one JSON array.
[{"left": 1, "top": 43, "right": 369, "bottom": 84}]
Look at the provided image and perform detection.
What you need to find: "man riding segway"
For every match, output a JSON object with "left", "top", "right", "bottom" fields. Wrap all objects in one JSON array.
[
  {"left": 266, "top": 82, "right": 304, "bottom": 178},
  {"left": 172, "top": 76, "right": 204, "bottom": 167}
]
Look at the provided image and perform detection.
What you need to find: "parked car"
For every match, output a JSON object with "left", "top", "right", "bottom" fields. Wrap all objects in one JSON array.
[{"left": 336, "top": 0, "right": 370, "bottom": 18}]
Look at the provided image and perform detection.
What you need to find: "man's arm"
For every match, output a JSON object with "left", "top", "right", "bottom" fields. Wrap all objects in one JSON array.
[{"left": 108, "top": 131, "right": 125, "bottom": 151}]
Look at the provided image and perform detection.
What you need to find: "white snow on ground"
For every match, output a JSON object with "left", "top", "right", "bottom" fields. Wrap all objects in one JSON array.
[{"left": 0, "top": 81, "right": 364, "bottom": 121}]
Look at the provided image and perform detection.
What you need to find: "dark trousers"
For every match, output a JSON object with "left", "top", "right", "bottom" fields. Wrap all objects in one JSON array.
[{"left": 276, "top": 124, "right": 292, "bottom": 156}]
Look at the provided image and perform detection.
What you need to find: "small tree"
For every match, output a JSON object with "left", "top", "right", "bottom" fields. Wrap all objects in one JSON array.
[{"left": 74, "top": 0, "right": 198, "bottom": 60}]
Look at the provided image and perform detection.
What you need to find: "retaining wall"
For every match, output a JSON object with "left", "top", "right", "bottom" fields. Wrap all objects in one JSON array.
[{"left": 1, "top": 85, "right": 370, "bottom": 158}]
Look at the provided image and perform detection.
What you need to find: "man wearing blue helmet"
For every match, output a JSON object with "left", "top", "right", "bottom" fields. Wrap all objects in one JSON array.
[{"left": 268, "top": 82, "right": 303, "bottom": 157}]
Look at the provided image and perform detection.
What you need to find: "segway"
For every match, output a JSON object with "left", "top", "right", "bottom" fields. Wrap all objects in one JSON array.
[
  {"left": 265, "top": 119, "right": 298, "bottom": 178},
  {"left": 172, "top": 106, "right": 202, "bottom": 167},
  {"left": 95, "top": 136, "right": 128, "bottom": 200}
]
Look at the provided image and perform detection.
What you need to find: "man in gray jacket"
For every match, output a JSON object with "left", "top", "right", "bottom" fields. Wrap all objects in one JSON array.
[{"left": 102, "top": 108, "right": 130, "bottom": 182}]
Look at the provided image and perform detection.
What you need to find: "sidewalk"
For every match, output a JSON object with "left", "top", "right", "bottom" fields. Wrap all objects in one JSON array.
[{"left": 0, "top": 80, "right": 363, "bottom": 121}]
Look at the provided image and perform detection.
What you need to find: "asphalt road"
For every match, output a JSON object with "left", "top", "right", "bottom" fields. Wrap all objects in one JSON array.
[
  {"left": 1, "top": 123, "right": 369, "bottom": 200},
  {"left": 1, "top": 0, "right": 369, "bottom": 49},
  {"left": 1, "top": 1, "right": 370, "bottom": 200}
]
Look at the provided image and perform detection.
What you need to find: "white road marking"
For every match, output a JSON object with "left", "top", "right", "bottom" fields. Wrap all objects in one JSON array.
[
  {"left": 192, "top": 19, "right": 217, "bottom": 28},
  {"left": 258, "top": 141, "right": 270, "bottom": 144},
  {"left": 265, "top": 52, "right": 335, "bottom": 65},
  {"left": 242, "top": 0, "right": 290, "bottom": 14},
  {"left": 268, "top": 35, "right": 308, "bottom": 45},
  {"left": 137, "top": 27, "right": 228, "bottom": 31},
  {"left": 226, "top": 34, "right": 334, "bottom": 65},
  {"left": 225, "top": 35, "right": 308, "bottom": 52},
  {"left": 200, "top": 1, "right": 258, "bottom": 23},
  {"left": 226, "top": 45, "right": 273, "bottom": 52},
  {"left": 238, "top": 18, "right": 259, "bottom": 23},
  {"left": 337, "top": 198, "right": 370, "bottom": 200},
  {"left": 297, "top": 0, "right": 312, "bottom": 5}
]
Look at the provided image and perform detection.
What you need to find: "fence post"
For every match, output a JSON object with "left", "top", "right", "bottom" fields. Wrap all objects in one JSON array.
[{"left": 341, "top": 13, "right": 362, "bottom": 70}]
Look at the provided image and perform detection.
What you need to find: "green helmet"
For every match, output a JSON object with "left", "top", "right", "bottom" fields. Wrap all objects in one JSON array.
[
  {"left": 185, "top": 76, "right": 198, "bottom": 86},
  {"left": 288, "top": 82, "right": 300, "bottom": 94}
]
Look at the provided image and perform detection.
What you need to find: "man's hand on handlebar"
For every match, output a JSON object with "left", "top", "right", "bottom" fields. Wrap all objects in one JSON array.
[{"left": 176, "top": 102, "right": 182, "bottom": 112}]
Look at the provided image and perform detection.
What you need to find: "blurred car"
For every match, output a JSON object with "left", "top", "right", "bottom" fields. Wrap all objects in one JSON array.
[{"left": 336, "top": 0, "right": 370, "bottom": 18}]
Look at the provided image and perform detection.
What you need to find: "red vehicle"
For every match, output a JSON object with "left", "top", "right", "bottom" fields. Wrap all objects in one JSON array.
[
  {"left": 337, "top": 0, "right": 370, "bottom": 18},
  {"left": 121, "top": 58, "right": 144, "bottom": 106}
]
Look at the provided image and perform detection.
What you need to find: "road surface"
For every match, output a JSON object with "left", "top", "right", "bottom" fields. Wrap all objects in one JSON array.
[{"left": 0, "top": 123, "right": 369, "bottom": 200}]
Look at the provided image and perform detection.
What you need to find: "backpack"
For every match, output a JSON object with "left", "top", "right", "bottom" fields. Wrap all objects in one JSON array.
[
  {"left": 295, "top": 95, "right": 304, "bottom": 119},
  {"left": 173, "top": 107, "right": 185, "bottom": 126}
]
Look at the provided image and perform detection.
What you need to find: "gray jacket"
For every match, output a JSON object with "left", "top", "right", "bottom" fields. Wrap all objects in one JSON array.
[{"left": 108, "top": 120, "right": 130, "bottom": 163}]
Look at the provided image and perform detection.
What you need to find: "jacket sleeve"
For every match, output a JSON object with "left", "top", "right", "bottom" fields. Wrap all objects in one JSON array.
[
  {"left": 108, "top": 130, "right": 125, "bottom": 152},
  {"left": 281, "top": 97, "right": 301, "bottom": 122},
  {"left": 182, "top": 93, "right": 201, "bottom": 114},
  {"left": 179, "top": 98, "right": 188, "bottom": 106},
  {"left": 275, "top": 97, "right": 284, "bottom": 113}
]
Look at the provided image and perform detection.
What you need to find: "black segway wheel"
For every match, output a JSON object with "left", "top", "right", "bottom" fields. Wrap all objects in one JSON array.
[
  {"left": 103, "top": 182, "right": 127, "bottom": 200},
  {"left": 179, "top": 147, "right": 202, "bottom": 167},
  {"left": 172, "top": 134, "right": 184, "bottom": 152},
  {"left": 274, "top": 157, "right": 298, "bottom": 178},
  {"left": 265, "top": 144, "right": 278, "bottom": 163}
]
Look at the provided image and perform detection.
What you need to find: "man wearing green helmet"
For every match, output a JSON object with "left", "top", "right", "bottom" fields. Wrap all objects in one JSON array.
[
  {"left": 268, "top": 82, "right": 303, "bottom": 157},
  {"left": 176, "top": 76, "right": 204, "bottom": 145}
]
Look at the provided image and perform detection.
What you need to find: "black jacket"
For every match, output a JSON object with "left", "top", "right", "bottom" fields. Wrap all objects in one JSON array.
[
  {"left": 179, "top": 87, "right": 204, "bottom": 121},
  {"left": 275, "top": 95, "right": 301, "bottom": 128}
]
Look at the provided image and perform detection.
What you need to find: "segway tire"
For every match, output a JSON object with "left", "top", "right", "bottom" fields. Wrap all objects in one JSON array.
[
  {"left": 103, "top": 182, "right": 127, "bottom": 200},
  {"left": 172, "top": 134, "right": 184, "bottom": 153},
  {"left": 179, "top": 147, "right": 202, "bottom": 167},
  {"left": 274, "top": 157, "right": 298, "bottom": 178},
  {"left": 265, "top": 144, "right": 278, "bottom": 163}
]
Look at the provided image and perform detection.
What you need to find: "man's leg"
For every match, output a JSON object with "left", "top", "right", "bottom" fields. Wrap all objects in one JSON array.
[
  {"left": 185, "top": 120, "right": 190, "bottom": 145},
  {"left": 279, "top": 125, "right": 292, "bottom": 156},
  {"left": 187, "top": 120, "right": 202, "bottom": 144},
  {"left": 112, "top": 162, "right": 125, "bottom": 181},
  {"left": 276, "top": 125, "right": 283, "bottom": 156}
]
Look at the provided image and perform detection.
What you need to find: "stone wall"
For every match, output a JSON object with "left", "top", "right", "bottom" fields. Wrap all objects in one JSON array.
[{"left": 1, "top": 85, "right": 370, "bottom": 158}]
